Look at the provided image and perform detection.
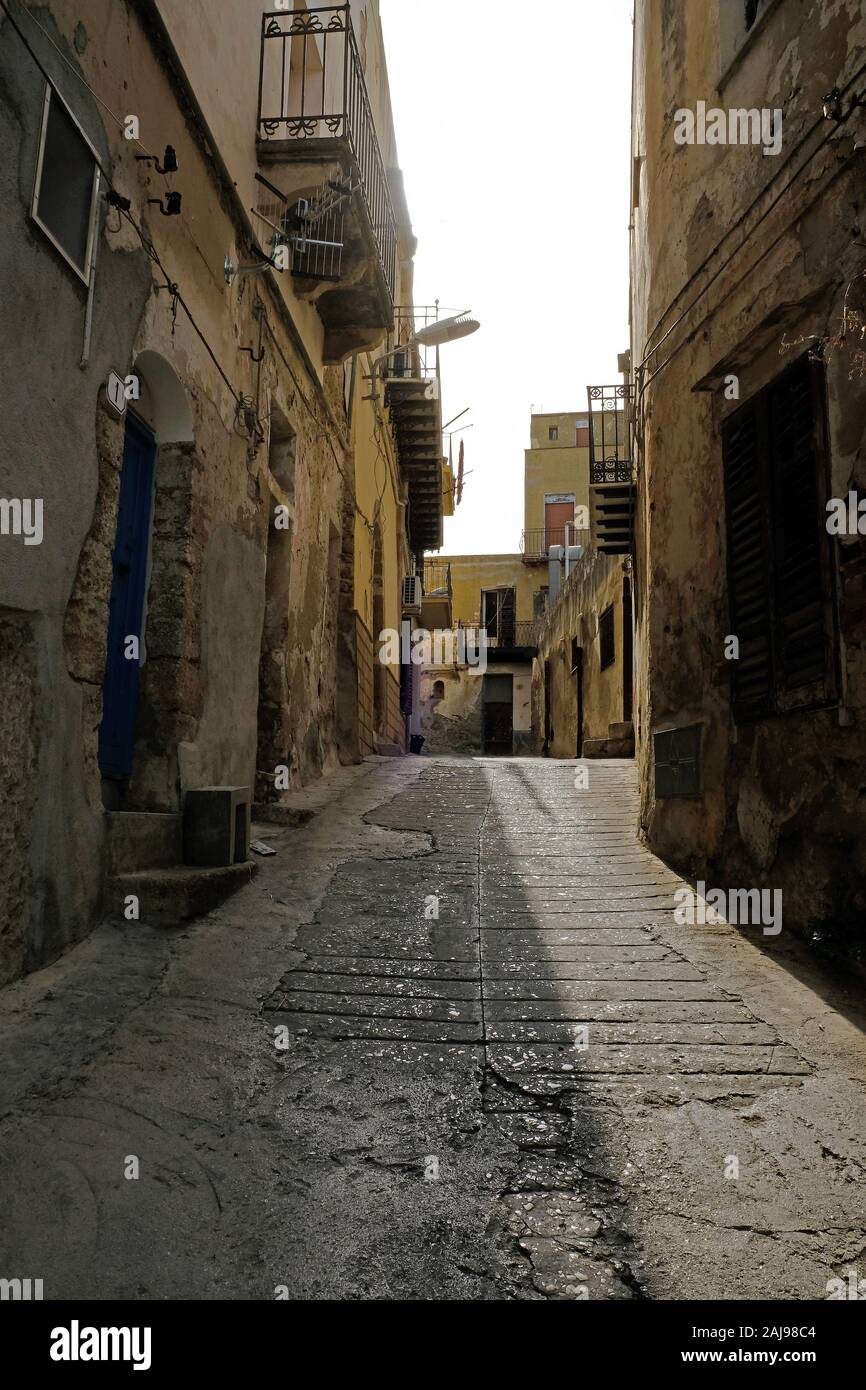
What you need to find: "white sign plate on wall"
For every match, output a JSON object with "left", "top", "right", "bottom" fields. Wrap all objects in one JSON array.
[{"left": 106, "top": 371, "right": 127, "bottom": 416}]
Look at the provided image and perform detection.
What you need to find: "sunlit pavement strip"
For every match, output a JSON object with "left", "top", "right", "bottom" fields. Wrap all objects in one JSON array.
[
  {"left": 1, "top": 756, "right": 866, "bottom": 1299},
  {"left": 267, "top": 758, "right": 866, "bottom": 1299}
]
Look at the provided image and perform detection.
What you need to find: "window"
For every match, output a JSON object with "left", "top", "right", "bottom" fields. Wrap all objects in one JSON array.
[
  {"left": 533, "top": 587, "right": 549, "bottom": 618},
  {"left": 576, "top": 424, "right": 591, "bottom": 447},
  {"left": 31, "top": 85, "right": 100, "bottom": 284},
  {"left": 722, "top": 355, "right": 837, "bottom": 721},
  {"left": 719, "top": 0, "right": 780, "bottom": 78},
  {"left": 481, "top": 588, "right": 515, "bottom": 646},
  {"left": 548, "top": 427, "right": 558, "bottom": 442},
  {"left": 571, "top": 638, "right": 582, "bottom": 675},
  {"left": 599, "top": 605, "right": 615, "bottom": 670}
]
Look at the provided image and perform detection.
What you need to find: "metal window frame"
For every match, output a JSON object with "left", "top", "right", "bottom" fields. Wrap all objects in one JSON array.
[{"left": 30, "top": 82, "right": 101, "bottom": 287}]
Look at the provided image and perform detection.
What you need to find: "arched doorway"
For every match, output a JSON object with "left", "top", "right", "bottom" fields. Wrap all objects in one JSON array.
[{"left": 99, "top": 353, "right": 194, "bottom": 809}]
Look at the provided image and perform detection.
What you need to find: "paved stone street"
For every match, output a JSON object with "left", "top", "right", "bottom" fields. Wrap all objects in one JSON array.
[{"left": 1, "top": 757, "right": 865, "bottom": 1300}]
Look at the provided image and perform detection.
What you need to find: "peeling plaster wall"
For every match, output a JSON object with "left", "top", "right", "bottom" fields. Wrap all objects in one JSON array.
[
  {"left": 0, "top": 6, "right": 151, "bottom": 983},
  {"left": 1, "top": 1, "right": 351, "bottom": 979},
  {"left": 631, "top": 0, "right": 866, "bottom": 935}
]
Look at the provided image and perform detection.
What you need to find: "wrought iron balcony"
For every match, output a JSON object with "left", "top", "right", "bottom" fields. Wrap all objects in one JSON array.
[
  {"left": 423, "top": 560, "right": 452, "bottom": 598},
  {"left": 587, "top": 383, "right": 635, "bottom": 554},
  {"left": 456, "top": 618, "right": 540, "bottom": 654},
  {"left": 520, "top": 526, "right": 590, "bottom": 560},
  {"left": 256, "top": 5, "right": 398, "bottom": 360},
  {"left": 587, "top": 383, "right": 632, "bottom": 484},
  {"left": 382, "top": 306, "right": 441, "bottom": 386}
]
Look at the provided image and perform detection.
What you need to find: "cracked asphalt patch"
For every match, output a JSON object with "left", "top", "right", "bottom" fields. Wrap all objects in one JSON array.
[{"left": 1, "top": 756, "right": 865, "bottom": 1299}]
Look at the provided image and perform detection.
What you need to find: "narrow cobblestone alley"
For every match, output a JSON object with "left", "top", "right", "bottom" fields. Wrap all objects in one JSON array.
[{"left": 1, "top": 757, "right": 865, "bottom": 1301}]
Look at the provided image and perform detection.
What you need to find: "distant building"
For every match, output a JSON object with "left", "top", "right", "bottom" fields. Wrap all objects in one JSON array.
[{"left": 419, "top": 407, "right": 624, "bottom": 756}]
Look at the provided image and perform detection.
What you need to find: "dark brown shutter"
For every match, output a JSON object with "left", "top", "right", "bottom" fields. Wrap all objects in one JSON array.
[
  {"left": 723, "top": 402, "right": 774, "bottom": 717},
  {"left": 481, "top": 590, "right": 494, "bottom": 639},
  {"left": 500, "top": 588, "right": 516, "bottom": 646},
  {"left": 768, "top": 359, "right": 833, "bottom": 707}
]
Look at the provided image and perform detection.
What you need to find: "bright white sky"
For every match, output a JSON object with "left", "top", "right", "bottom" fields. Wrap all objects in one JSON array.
[{"left": 379, "top": 0, "right": 633, "bottom": 555}]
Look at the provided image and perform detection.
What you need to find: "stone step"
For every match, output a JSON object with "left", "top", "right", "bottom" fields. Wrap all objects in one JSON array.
[
  {"left": 251, "top": 803, "right": 316, "bottom": 829},
  {"left": 105, "top": 811, "right": 183, "bottom": 875},
  {"left": 583, "top": 733, "right": 635, "bottom": 759},
  {"left": 608, "top": 721, "right": 634, "bottom": 740},
  {"left": 107, "top": 863, "right": 257, "bottom": 926}
]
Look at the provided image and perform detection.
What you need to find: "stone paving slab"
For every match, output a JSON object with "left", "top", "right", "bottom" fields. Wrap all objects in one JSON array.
[
  {"left": 486, "top": 999, "right": 755, "bottom": 1022},
  {"left": 3, "top": 754, "right": 864, "bottom": 1303}
]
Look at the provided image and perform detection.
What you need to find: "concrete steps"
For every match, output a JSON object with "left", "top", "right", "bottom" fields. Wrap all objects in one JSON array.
[{"left": 104, "top": 810, "right": 256, "bottom": 926}]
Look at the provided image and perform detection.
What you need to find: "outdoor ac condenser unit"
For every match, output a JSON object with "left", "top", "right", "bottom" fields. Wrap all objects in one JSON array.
[{"left": 401, "top": 575, "right": 422, "bottom": 615}]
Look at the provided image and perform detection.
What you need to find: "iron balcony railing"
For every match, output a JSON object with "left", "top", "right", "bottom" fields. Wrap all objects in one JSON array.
[
  {"left": 457, "top": 618, "right": 540, "bottom": 650},
  {"left": 587, "top": 383, "right": 632, "bottom": 484},
  {"left": 257, "top": 5, "right": 397, "bottom": 301},
  {"left": 384, "top": 305, "right": 441, "bottom": 385},
  {"left": 422, "top": 560, "right": 452, "bottom": 598},
  {"left": 520, "top": 525, "right": 591, "bottom": 557}
]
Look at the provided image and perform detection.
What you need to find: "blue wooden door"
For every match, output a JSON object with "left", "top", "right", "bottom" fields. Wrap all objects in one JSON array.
[{"left": 98, "top": 413, "right": 157, "bottom": 778}]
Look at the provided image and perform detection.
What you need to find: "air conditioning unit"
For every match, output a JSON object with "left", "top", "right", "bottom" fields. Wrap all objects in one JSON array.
[{"left": 402, "top": 575, "right": 422, "bottom": 615}]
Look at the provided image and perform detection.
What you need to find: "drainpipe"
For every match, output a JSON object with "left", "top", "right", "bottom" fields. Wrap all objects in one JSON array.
[{"left": 80, "top": 172, "right": 102, "bottom": 368}]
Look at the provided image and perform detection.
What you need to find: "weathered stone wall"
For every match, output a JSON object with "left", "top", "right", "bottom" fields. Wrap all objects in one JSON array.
[
  {"left": 630, "top": 0, "right": 866, "bottom": 936},
  {"left": 0, "top": 1, "right": 352, "bottom": 979},
  {"left": 419, "top": 670, "right": 484, "bottom": 754},
  {"left": 0, "top": 6, "right": 152, "bottom": 981},
  {"left": 532, "top": 549, "right": 630, "bottom": 758},
  {"left": 0, "top": 614, "right": 37, "bottom": 984}
]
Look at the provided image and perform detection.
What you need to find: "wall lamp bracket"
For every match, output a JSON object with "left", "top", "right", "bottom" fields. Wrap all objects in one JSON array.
[
  {"left": 823, "top": 88, "right": 865, "bottom": 122},
  {"left": 148, "top": 193, "right": 182, "bottom": 216},
  {"left": 136, "top": 145, "right": 179, "bottom": 175}
]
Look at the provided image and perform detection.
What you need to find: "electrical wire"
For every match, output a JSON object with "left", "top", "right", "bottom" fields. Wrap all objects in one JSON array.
[
  {"left": 638, "top": 62, "right": 866, "bottom": 373},
  {"left": 638, "top": 131, "right": 865, "bottom": 407},
  {"left": 0, "top": 0, "right": 173, "bottom": 174},
  {"left": 1, "top": 0, "right": 263, "bottom": 435},
  {"left": 3, "top": 0, "right": 444, "bottom": 549}
]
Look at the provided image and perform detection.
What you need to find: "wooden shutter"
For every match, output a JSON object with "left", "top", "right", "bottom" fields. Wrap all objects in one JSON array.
[
  {"left": 724, "top": 355, "right": 837, "bottom": 720},
  {"left": 768, "top": 359, "right": 834, "bottom": 709},
  {"left": 499, "top": 588, "right": 516, "bottom": 646},
  {"left": 723, "top": 401, "right": 774, "bottom": 718},
  {"left": 481, "top": 590, "right": 496, "bottom": 639}
]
